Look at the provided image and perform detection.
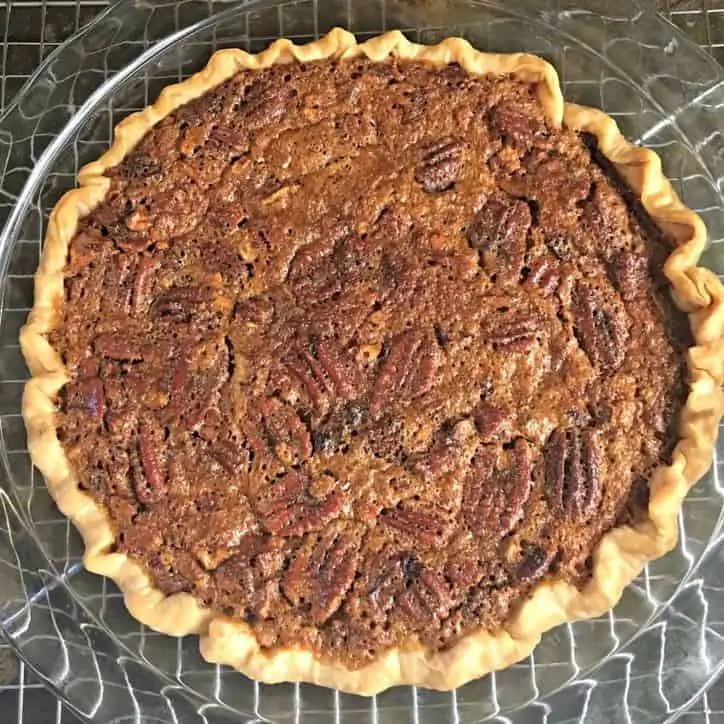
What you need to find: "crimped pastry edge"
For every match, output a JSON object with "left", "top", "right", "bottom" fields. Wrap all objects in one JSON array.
[{"left": 19, "top": 28, "right": 724, "bottom": 694}]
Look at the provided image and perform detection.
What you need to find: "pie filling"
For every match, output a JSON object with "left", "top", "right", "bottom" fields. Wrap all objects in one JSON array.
[{"left": 54, "top": 58, "right": 690, "bottom": 667}]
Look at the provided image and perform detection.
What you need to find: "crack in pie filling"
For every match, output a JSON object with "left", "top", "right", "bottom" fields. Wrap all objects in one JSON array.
[{"left": 21, "top": 30, "right": 724, "bottom": 693}]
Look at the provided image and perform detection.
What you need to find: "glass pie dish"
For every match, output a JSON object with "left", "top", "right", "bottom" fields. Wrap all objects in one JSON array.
[{"left": 0, "top": 1, "right": 723, "bottom": 721}]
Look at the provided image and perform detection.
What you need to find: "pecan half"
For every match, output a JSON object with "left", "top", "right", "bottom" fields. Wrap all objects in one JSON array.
[
  {"left": 464, "top": 439, "right": 534, "bottom": 540},
  {"left": 467, "top": 198, "right": 532, "bottom": 253},
  {"left": 482, "top": 311, "right": 540, "bottom": 351},
  {"left": 254, "top": 397, "right": 312, "bottom": 465},
  {"left": 153, "top": 285, "right": 207, "bottom": 321},
  {"left": 490, "top": 102, "right": 546, "bottom": 146},
  {"left": 213, "top": 535, "right": 288, "bottom": 617},
  {"left": 398, "top": 566, "right": 455, "bottom": 626},
  {"left": 414, "top": 138, "right": 463, "bottom": 193},
  {"left": 133, "top": 416, "right": 166, "bottom": 505},
  {"left": 380, "top": 504, "right": 451, "bottom": 547},
  {"left": 95, "top": 333, "right": 145, "bottom": 362},
  {"left": 582, "top": 183, "right": 629, "bottom": 239},
  {"left": 256, "top": 471, "right": 343, "bottom": 537},
  {"left": 314, "top": 338, "right": 356, "bottom": 397},
  {"left": 283, "top": 522, "right": 362, "bottom": 623},
  {"left": 165, "top": 355, "right": 189, "bottom": 421},
  {"left": 131, "top": 256, "right": 159, "bottom": 316},
  {"left": 409, "top": 440, "right": 462, "bottom": 482},
  {"left": 610, "top": 250, "right": 648, "bottom": 302},
  {"left": 287, "top": 240, "right": 340, "bottom": 302},
  {"left": 543, "top": 428, "right": 602, "bottom": 520},
  {"left": 572, "top": 282, "right": 629, "bottom": 374},
  {"left": 66, "top": 375, "right": 105, "bottom": 424},
  {"left": 524, "top": 255, "right": 561, "bottom": 296},
  {"left": 285, "top": 336, "right": 357, "bottom": 414},
  {"left": 533, "top": 155, "right": 591, "bottom": 205},
  {"left": 365, "top": 551, "right": 417, "bottom": 618},
  {"left": 165, "top": 342, "right": 229, "bottom": 431},
  {"left": 369, "top": 328, "right": 441, "bottom": 421},
  {"left": 473, "top": 403, "right": 513, "bottom": 443},
  {"left": 445, "top": 556, "right": 483, "bottom": 588}
]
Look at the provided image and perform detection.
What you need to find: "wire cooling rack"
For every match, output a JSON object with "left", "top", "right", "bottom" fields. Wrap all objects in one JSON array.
[{"left": 1, "top": 1, "right": 724, "bottom": 722}]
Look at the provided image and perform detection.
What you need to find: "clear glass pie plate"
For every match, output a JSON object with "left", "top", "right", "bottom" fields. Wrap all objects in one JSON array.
[{"left": 0, "top": 0, "right": 723, "bottom": 722}]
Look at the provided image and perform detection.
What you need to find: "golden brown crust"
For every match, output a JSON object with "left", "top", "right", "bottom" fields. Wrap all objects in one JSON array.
[{"left": 20, "top": 28, "right": 724, "bottom": 694}]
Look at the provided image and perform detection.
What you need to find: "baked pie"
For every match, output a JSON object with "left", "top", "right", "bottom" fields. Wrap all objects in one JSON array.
[{"left": 21, "top": 29, "right": 724, "bottom": 693}]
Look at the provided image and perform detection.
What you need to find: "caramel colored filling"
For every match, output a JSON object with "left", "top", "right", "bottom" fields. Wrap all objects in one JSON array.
[{"left": 55, "top": 59, "right": 689, "bottom": 667}]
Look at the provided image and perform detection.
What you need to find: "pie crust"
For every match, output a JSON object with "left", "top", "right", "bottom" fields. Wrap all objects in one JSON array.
[{"left": 20, "top": 28, "right": 724, "bottom": 694}]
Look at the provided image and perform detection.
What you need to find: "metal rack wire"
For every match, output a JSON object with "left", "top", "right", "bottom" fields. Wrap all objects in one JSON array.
[{"left": 1, "top": 1, "right": 723, "bottom": 722}]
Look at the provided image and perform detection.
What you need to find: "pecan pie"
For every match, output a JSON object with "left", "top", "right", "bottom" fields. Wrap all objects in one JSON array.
[{"left": 21, "top": 29, "right": 724, "bottom": 693}]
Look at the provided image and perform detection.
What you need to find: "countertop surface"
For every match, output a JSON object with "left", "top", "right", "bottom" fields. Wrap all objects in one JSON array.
[{"left": 0, "top": 1, "right": 723, "bottom": 722}]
